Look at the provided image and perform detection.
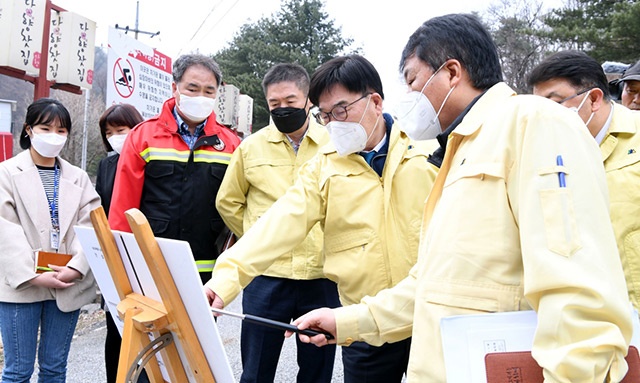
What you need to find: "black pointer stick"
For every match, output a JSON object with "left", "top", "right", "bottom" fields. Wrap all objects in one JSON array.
[{"left": 211, "top": 307, "right": 334, "bottom": 340}]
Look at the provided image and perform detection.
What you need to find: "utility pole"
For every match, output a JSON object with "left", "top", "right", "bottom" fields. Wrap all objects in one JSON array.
[{"left": 114, "top": 1, "right": 160, "bottom": 41}]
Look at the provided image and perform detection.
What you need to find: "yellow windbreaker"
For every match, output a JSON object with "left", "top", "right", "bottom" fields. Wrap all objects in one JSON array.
[
  {"left": 334, "top": 83, "right": 632, "bottom": 382},
  {"left": 215, "top": 121, "right": 329, "bottom": 280},
  {"left": 206, "top": 119, "right": 439, "bottom": 306},
  {"left": 601, "top": 103, "right": 640, "bottom": 309}
]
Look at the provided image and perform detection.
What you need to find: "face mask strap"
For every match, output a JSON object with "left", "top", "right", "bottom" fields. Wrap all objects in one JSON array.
[
  {"left": 435, "top": 85, "right": 456, "bottom": 122},
  {"left": 585, "top": 112, "right": 595, "bottom": 126},
  {"left": 298, "top": 98, "right": 311, "bottom": 119},
  {"left": 575, "top": 89, "right": 592, "bottom": 113},
  {"left": 356, "top": 95, "right": 373, "bottom": 126},
  {"left": 418, "top": 61, "right": 448, "bottom": 96},
  {"left": 364, "top": 113, "right": 382, "bottom": 149}
]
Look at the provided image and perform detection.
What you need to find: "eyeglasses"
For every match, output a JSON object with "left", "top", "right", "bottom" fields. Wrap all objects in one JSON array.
[
  {"left": 315, "top": 93, "right": 371, "bottom": 124},
  {"left": 556, "top": 88, "right": 591, "bottom": 104}
]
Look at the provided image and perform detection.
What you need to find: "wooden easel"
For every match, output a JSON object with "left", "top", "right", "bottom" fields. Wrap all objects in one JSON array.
[{"left": 90, "top": 206, "right": 216, "bottom": 383}]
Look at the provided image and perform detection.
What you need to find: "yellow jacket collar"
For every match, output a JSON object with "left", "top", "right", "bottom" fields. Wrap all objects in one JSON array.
[
  {"left": 609, "top": 102, "right": 638, "bottom": 135},
  {"left": 451, "top": 82, "right": 516, "bottom": 137}
]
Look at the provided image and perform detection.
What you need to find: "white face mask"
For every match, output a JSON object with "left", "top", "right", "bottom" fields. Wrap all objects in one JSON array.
[
  {"left": 569, "top": 89, "right": 594, "bottom": 125},
  {"left": 107, "top": 133, "right": 128, "bottom": 154},
  {"left": 395, "top": 63, "right": 455, "bottom": 141},
  {"left": 326, "top": 95, "right": 378, "bottom": 156},
  {"left": 30, "top": 131, "right": 67, "bottom": 158},
  {"left": 177, "top": 93, "right": 216, "bottom": 122}
]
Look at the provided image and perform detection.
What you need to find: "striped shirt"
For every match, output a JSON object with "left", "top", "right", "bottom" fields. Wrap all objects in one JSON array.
[{"left": 36, "top": 164, "right": 59, "bottom": 228}]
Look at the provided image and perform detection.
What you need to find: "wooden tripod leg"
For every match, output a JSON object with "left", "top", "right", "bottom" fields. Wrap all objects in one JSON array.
[{"left": 117, "top": 307, "right": 144, "bottom": 383}]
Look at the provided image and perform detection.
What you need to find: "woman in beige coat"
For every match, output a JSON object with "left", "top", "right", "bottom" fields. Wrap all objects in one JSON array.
[{"left": 0, "top": 98, "right": 100, "bottom": 383}]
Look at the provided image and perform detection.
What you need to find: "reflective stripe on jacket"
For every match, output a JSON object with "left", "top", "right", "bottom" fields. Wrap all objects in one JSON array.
[{"left": 196, "top": 259, "right": 216, "bottom": 273}]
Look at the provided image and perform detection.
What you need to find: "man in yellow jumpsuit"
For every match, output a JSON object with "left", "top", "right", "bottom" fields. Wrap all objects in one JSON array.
[
  {"left": 291, "top": 14, "right": 632, "bottom": 382},
  {"left": 214, "top": 63, "right": 340, "bottom": 383},
  {"left": 529, "top": 50, "right": 640, "bottom": 312},
  {"left": 205, "top": 55, "right": 438, "bottom": 382}
]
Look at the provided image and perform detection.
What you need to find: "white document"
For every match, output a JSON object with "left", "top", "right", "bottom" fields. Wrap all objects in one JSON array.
[
  {"left": 74, "top": 226, "right": 235, "bottom": 383},
  {"left": 441, "top": 309, "right": 640, "bottom": 383}
]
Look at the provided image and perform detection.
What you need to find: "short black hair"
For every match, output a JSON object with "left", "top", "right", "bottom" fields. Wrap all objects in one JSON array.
[
  {"left": 528, "top": 50, "right": 611, "bottom": 100},
  {"left": 400, "top": 13, "right": 502, "bottom": 90},
  {"left": 261, "top": 63, "right": 310, "bottom": 97},
  {"left": 20, "top": 98, "right": 72, "bottom": 150},
  {"left": 98, "top": 104, "right": 144, "bottom": 151},
  {"left": 309, "top": 54, "right": 384, "bottom": 106},
  {"left": 173, "top": 54, "right": 222, "bottom": 86}
]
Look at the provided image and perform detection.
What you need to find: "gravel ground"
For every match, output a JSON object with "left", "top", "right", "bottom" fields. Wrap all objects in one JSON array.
[{"left": 0, "top": 296, "right": 345, "bottom": 382}]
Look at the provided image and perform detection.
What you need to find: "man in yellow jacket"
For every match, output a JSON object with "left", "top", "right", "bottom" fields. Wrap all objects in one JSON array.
[
  {"left": 214, "top": 63, "right": 340, "bottom": 383},
  {"left": 529, "top": 50, "right": 640, "bottom": 312},
  {"left": 205, "top": 55, "right": 438, "bottom": 382},
  {"left": 291, "top": 14, "right": 632, "bottom": 382}
]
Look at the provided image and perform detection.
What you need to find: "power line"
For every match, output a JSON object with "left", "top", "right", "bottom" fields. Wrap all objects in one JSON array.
[
  {"left": 179, "top": 0, "right": 225, "bottom": 55},
  {"left": 192, "top": 0, "right": 242, "bottom": 52}
]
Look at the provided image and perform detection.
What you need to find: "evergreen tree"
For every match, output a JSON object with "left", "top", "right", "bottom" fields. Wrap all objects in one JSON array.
[
  {"left": 213, "top": 0, "right": 354, "bottom": 131},
  {"left": 542, "top": 0, "right": 639, "bottom": 63}
]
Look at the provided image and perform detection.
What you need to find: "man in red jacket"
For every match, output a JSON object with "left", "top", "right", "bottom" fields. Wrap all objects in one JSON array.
[{"left": 109, "top": 53, "right": 241, "bottom": 284}]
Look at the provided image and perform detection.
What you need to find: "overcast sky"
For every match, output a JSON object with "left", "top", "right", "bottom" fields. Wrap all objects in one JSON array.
[{"left": 54, "top": 0, "right": 564, "bottom": 109}]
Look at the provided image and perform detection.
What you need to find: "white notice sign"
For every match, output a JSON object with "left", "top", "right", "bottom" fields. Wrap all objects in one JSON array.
[{"left": 106, "top": 27, "right": 172, "bottom": 119}]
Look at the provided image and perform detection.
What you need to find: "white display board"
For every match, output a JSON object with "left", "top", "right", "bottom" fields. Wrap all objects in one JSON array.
[{"left": 74, "top": 226, "right": 235, "bottom": 383}]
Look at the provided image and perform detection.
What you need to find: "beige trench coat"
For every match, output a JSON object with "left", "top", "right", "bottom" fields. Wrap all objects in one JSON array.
[{"left": 0, "top": 150, "right": 100, "bottom": 312}]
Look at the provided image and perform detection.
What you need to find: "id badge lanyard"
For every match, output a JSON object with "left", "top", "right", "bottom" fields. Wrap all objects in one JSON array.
[{"left": 47, "top": 164, "right": 60, "bottom": 251}]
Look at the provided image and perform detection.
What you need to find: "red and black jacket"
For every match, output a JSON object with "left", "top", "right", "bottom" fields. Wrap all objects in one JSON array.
[{"left": 108, "top": 98, "right": 240, "bottom": 282}]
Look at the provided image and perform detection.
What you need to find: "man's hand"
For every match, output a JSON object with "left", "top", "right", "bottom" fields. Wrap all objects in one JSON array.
[
  {"left": 286, "top": 308, "right": 337, "bottom": 346},
  {"left": 204, "top": 287, "right": 225, "bottom": 316}
]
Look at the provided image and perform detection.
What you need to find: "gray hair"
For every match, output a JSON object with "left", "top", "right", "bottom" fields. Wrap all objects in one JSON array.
[
  {"left": 261, "top": 63, "right": 310, "bottom": 97},
  {"left": 173, "top": 54, "right": 222, "bottom": 85}
]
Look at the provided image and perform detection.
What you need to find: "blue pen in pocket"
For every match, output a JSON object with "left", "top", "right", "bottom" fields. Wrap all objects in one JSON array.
[{"left": 556, "top": 155, "right": 566, "bottom": 187}]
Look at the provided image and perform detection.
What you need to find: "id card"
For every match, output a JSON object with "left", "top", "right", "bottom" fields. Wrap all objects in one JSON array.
[{"left": 50, "top": 229, "right": 60, "bottom": 250}]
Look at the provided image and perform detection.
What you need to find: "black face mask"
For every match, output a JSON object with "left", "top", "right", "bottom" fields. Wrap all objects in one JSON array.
[{"left": 271, "top": 104, "right": 309, "bottom": 134}]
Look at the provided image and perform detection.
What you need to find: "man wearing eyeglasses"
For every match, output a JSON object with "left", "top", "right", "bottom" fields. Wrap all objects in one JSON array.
[
  {"left": 290, "top": 15, "right": 631, "bottom": 382},
  {"left": 529, "top": 50, "right": 640, "bottom": 311},
  {"left": 205, "top": 54, "right": 438, "bottom": 382}
]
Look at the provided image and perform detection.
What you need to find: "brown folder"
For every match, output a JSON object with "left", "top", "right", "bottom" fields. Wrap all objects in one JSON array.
[
  {"left": 485, "top": 345, "right": 640, "bottom": 383},
  {"left": 34, "top": 250, "right": 72, "bottom": 273}
]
